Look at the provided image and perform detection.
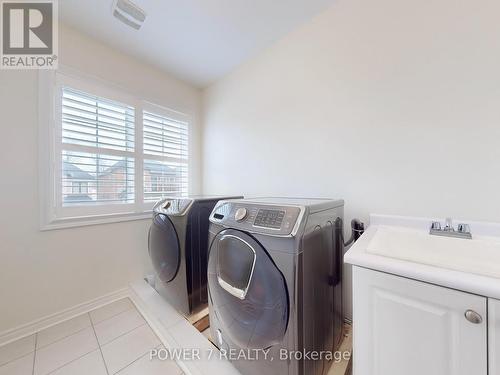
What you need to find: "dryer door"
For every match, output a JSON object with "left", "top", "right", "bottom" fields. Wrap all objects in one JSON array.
[
  {"left": 208, "top": 229, "right": 289, "bottom": 349},
  {"left": 148, "top": 213, "right": 180, "bottom": 283}
]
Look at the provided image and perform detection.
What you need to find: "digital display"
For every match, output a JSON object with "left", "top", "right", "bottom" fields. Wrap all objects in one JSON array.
[{"left": 254, "top": 209, "right": 285, "bottom": 229}]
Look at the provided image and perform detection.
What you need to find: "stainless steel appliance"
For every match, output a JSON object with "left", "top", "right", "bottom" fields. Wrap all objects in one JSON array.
[
  {"left": 148, "top": 195, "right": 242, "bottom": 316},
  {"left": 207, "top": 197, "right": 344, "bottom": 375}
]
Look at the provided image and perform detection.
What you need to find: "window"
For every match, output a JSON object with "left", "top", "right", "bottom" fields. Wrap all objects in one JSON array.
[
  {"left": 143, "top": 110, "right": 188, "bottom": 202},
  {"left": 61, "top": 88, "right": 136, "bottom": 206},
  {"left": 39, "top": 71, "right": 191, "bottom": 229},
  {"left": 71, "top": 182, "right": 88, "bottom": 195}
]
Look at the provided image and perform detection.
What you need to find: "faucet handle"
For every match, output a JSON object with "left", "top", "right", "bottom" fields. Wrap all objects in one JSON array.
[
  {"left": 431, "top": 221, "right": 441, "bottom": 230},
  {"left": 457, "top": 223, "right": 471, "bottom": 234}
]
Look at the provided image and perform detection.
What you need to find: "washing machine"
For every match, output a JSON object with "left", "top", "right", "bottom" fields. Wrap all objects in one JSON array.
[
  {"left": 207, "top": 197, "right": 344, "bottom": 375},
  {"left": 148, "top": 195, "right": 242, "bottom": 316}
]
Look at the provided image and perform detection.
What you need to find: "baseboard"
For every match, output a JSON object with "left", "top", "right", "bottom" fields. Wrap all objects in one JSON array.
[{"left": 0, "top": 288, "right": 130, "bottom": 347}]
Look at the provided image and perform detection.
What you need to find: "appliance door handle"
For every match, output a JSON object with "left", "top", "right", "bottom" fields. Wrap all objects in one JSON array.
[
  {"left": 216, "top": 234, "right": 257, "bottom": 300},
  {"left": 217, "top": 276, "right": 248, "bottom": 300}
]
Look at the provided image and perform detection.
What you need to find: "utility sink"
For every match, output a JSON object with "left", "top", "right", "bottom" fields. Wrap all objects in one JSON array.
[{"left": 366, "top": 225, "right": 500, "bottom": 279}]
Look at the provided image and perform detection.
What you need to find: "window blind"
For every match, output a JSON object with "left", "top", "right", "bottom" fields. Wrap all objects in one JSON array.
[
  {"left": 47, "top": 75, "right": 192, "bottom": 226},
  {"left": 143, "top": 111, "right": 188, "bottom": 201},
  {"left": 61, "top": 88, "right": 135, "bottom": 206}
]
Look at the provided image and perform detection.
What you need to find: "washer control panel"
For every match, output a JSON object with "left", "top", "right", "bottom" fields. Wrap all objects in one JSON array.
[{"left": 210, "top": 202, "right": 302, "bottom": 236}]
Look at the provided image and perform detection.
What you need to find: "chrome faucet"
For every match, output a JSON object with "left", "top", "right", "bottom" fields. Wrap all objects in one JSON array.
[
  {"left": 444, "top": 217, "right": 454, "bottom": 232},
  {"left": 430, "top": 218, "right": 472, "bottom": 239}
]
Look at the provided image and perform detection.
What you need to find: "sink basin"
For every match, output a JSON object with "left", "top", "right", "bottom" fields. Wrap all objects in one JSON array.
[{"left": 366, "top": 226, "right": 500, "bottom": 279}]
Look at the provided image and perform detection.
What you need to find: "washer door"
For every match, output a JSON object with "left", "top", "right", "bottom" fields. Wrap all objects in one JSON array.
[
  {"left": 208, "top": 229, "right": 289, "bottom": 349},
  {"left": 148, "top": 213, "right": 180, "bottom": 283}
]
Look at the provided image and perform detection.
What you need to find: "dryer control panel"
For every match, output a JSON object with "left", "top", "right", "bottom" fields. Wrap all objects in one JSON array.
[
  {"left": 254, "top": 209, "right": 285, "bottom": 229},
  {"left": 153, "top": 198, "right": 193, "bottom": 216},
  {"left": 210, "top": 201, "right": 302, "bottom": 236}
]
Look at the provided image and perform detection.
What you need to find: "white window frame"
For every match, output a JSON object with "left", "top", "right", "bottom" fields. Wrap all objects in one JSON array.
[{"left": 38, "top": 68, "right": 192, "bottom": 230}]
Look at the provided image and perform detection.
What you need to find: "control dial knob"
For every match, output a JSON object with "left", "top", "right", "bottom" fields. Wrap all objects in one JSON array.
[{"left": 234, "top": 207, "right": 248, "bottom": 222}]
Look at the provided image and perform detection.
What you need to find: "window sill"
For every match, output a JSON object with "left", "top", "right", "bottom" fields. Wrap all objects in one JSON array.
[{"left": 40, "top": 211, "right": 153, "bottom": 231}]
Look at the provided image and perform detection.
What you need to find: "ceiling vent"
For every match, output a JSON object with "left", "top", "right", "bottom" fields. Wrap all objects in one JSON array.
[{"left": 112, "top": 0, "right": 146, "bottom": 30}]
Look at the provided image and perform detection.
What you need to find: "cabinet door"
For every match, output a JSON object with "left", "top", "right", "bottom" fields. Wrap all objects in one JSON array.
[
  {"left": 489, "top": 298, "right": 500, "bottom": 374},
  {"left": 352, "top": 267, "right": 487, "bottom": 375}
]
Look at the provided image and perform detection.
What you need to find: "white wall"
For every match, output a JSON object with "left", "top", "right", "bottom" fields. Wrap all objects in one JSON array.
[
  {"left": 202, "top": 0, "right": 500, "bottom": 318},
  {"left": 0, "top": 24, "right": 201, "bottom": 333}
]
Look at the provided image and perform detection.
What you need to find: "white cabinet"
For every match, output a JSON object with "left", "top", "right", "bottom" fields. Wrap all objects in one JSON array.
[
  {"left": 490, "top": 298, "right": 500, "bottom": 374},
  {"left": 352, "top": 267, "right": 488, "bottom": 375}
]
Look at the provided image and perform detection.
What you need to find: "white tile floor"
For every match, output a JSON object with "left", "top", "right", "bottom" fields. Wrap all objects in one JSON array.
[{"left": 0, "top": 298, "right": 184, "bottom": 375}]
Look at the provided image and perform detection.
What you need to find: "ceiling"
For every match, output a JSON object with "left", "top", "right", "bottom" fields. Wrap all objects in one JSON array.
[{"left": 60, "top": 0, "right": 335, "bottom": 87}]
